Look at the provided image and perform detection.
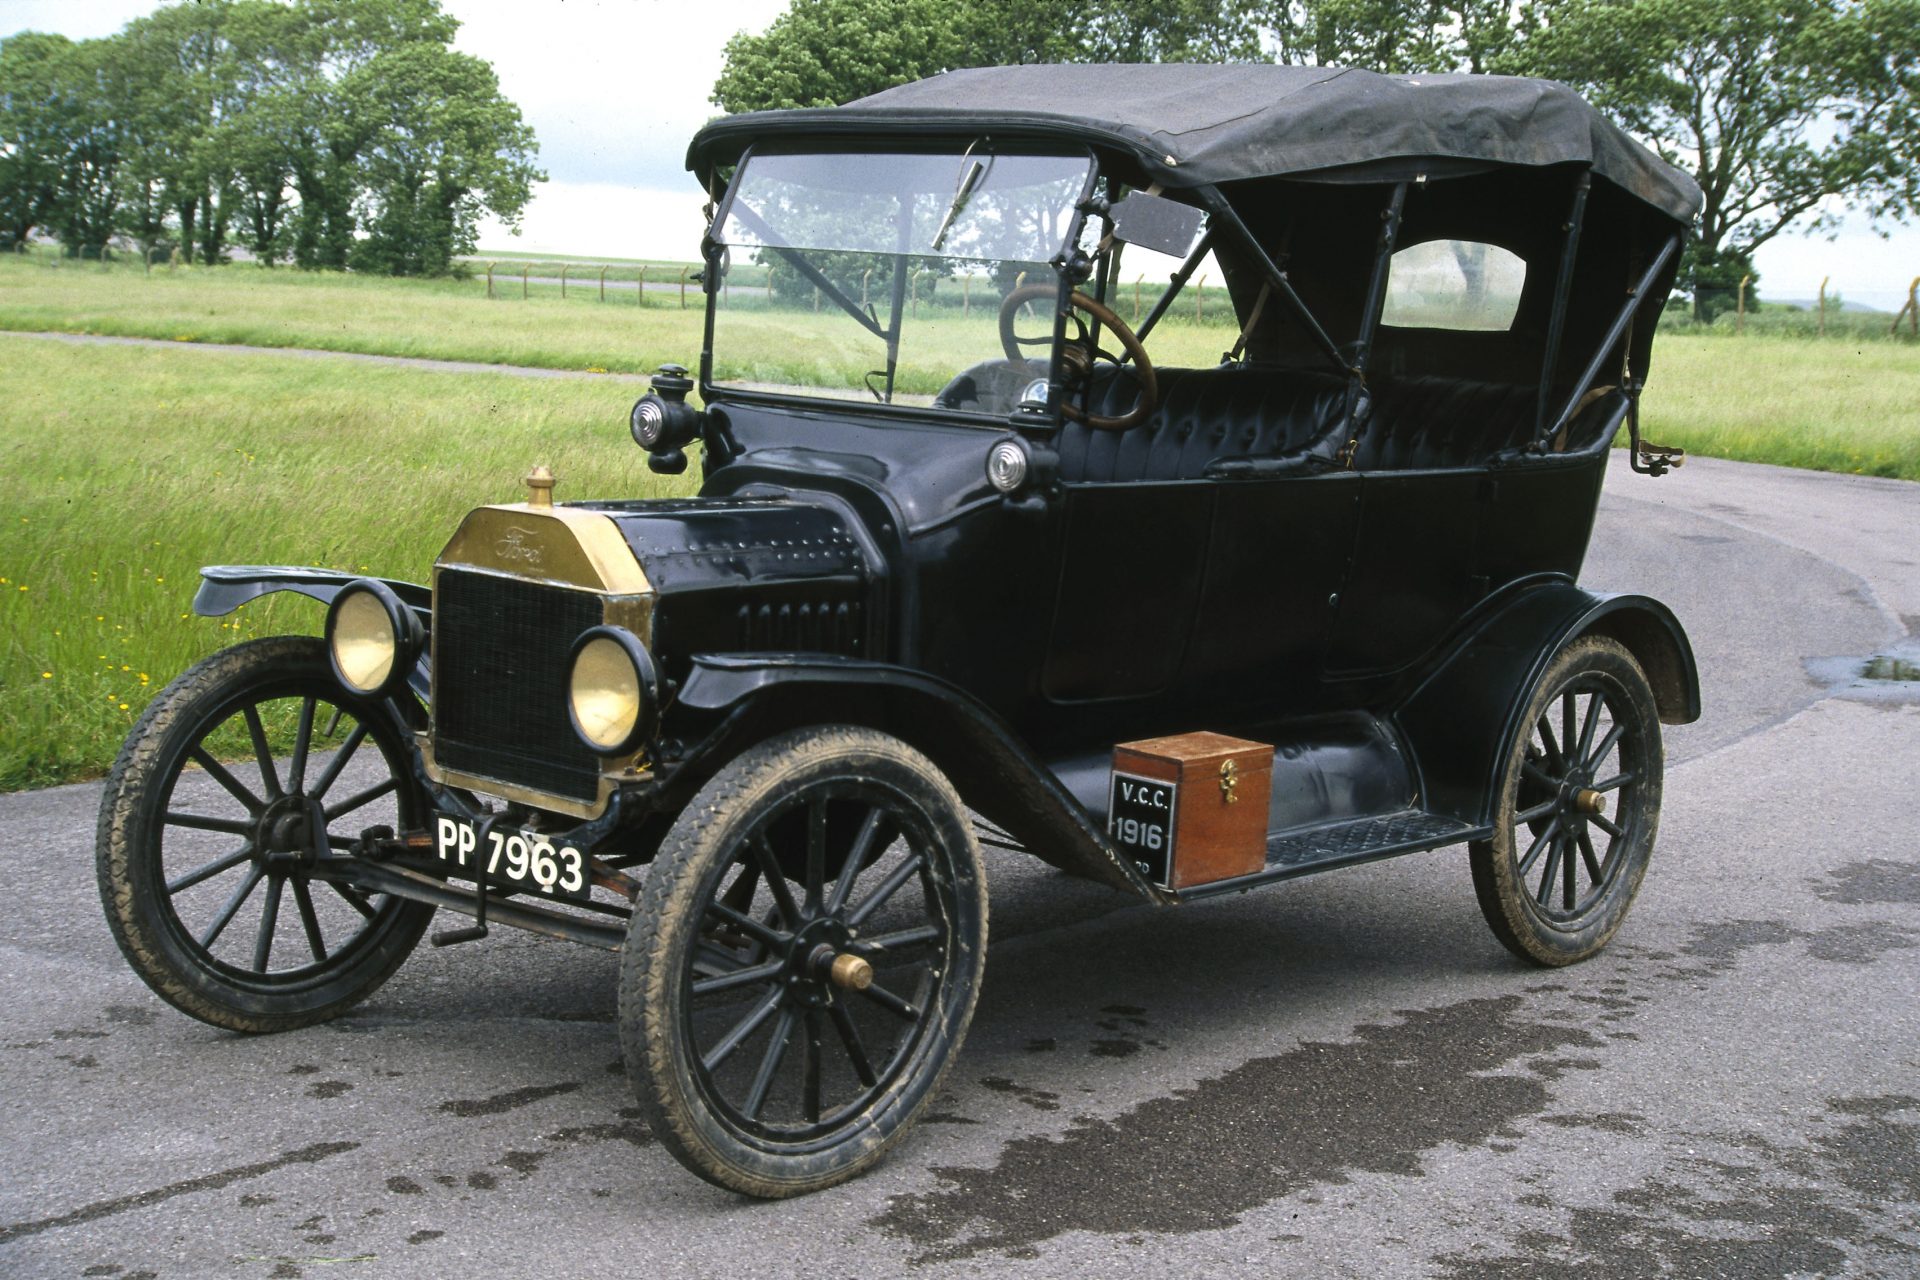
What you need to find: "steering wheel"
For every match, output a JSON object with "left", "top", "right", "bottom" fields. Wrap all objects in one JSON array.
[{"left": 997, "top": 284, "right": 1158, "bottom": 431}]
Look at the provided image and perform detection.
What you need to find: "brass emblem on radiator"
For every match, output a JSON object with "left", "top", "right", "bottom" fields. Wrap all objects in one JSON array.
[{"left": 495, "top": 526, "right": 544, "bottom": 566}]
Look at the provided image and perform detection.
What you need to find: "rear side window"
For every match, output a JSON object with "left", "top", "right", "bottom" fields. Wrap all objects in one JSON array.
[{"left": 1381, "top": 240, "right": 1526, "bottom": 331}]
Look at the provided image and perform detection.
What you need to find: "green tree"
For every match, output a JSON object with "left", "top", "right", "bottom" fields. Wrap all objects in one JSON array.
[
  {"left": 1260, "top": 0, "right": 1522, "bottom": 72},
  {"left": 712, "top": 0, "right": 1263, "bottom": 114},
  {"left": 342, "top": 43, "right": 542, "bottom": 275},
  {"left": 0, "top": 32, "right": 77, "bottom": 249},
  {"left": 1509, "top": 0, "right": 1920, "bottom": 318}
]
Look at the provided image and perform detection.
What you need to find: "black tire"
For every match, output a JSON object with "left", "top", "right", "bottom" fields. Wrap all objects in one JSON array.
[
  {"left": 621, "top": 726, "right": 988, "bottom": 1198},
  {"left": 1470, "top": 635, "right": 1663, "bottom": 966},
  {"left": 96, "top": 635, "right": 433, "bottom": 1032}
]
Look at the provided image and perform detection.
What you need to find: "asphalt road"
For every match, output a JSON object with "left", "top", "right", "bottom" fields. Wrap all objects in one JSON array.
[{"left": 3, "top": 454, "right": 1917, "bottom": 1278}]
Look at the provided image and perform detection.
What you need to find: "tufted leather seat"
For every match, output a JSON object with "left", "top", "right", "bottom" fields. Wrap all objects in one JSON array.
[
  {"left": 1056, "top": 366, "right": 1354, "bottom": 483},
  {"left": 1051, "top": 368, "right": 1612, "bottom": 484},
  {"left": 1350, "top": 377, "right": 1540, "bottom": 470}
]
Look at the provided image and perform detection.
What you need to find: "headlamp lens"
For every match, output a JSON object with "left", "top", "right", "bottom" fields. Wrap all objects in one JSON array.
[
  {"left": 329, "top": 588, "right": 397, "bottom": 694},
  {"left": 568, "top": 634, "right": 644, "bottom": 752}
]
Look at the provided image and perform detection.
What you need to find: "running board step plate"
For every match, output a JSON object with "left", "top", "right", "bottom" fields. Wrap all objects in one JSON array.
[{"left": 1170, "top": 809, "right": 1485, "bottom": 903}]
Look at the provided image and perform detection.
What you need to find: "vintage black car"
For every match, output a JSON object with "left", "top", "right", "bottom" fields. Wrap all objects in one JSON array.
[{"left": 98, "top": 64, "right": 1703, "bottom": 1198}]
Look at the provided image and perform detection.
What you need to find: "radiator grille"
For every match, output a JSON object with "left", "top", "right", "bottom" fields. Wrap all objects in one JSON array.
[{"left": 432, "top": 570, "right": 604, "bottom": 803}]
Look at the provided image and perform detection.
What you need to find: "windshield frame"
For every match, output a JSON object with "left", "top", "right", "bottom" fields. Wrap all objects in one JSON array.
[{"left": 697, "top": 141, "right": 1102, "bottom": 430}]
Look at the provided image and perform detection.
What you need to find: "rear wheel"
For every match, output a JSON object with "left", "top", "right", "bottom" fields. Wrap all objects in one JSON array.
[
  {"left": 96, "top": 636, "right": 433, "bottom": 1032},
  {"left": 1470, "top": 636, "right": 1662, "bottom": 966},
  {"left": 621, "top": 726, "right": 987, "bottom": 1197}
]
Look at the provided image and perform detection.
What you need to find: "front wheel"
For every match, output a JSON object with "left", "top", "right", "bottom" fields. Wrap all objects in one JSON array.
[
  {"left": 96, "top": 635, "right": 434, "bottom": 1032},
  {"left": 1470, "top": 635, "right": 1663, "bottom": 966},
  {"left": 620, "top": 726, "right": 988, "bottom": 1197}
]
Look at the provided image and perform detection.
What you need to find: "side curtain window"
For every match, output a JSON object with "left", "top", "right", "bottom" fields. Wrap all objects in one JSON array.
[{"left": 1381, "top": 240, "right": 1526, "bottom": 331}]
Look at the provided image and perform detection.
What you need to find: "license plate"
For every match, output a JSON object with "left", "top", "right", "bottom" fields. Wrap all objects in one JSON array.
[
  {"left": 432, "top": 814, "right": 592, "bottom": 903},
  {"left": 1108, "top": 771, "right": 1176, "bottom": 887}
]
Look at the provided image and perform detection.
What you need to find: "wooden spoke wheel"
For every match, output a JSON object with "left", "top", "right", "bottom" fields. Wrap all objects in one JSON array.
[
  {"left": 1470, "top": 636, "right": 1663, "bottom": 966},
  {"left": 96, "top": 636, "right": 433, "bottom": 1032},
  {"left": 620, "top": 726, "right": 987, "bottom": 1197}
]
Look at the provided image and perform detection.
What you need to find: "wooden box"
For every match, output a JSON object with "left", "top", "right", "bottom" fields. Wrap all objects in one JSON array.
[{"left": 1109, "top": 732, "right": 1273, "bottom": 889}]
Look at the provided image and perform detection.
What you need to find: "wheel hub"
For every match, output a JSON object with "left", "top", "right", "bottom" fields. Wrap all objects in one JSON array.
[
  {"left": 256, "top": 794, "right": 324, "bottom": 870},
  {"left": 782, "top": 918, "right": 856, "bottom": 1008}
]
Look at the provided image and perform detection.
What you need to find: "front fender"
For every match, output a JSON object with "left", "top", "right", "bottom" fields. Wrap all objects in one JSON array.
[
  {"left": 1393, "top": 584, "right": 1700, "bottom": 827},
  {"left": 663, "top": 654, "right": 1167, "bottom": 903},
  {"left": 192, "top": 564, "right": 430, "bottom": 620},
  {"left": 192, "top": 565, "right": 432, "bottom": 702}
]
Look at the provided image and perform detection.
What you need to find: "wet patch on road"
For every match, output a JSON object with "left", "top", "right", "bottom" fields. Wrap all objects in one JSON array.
[
  {"left": 0, "top": 1142, "right": 359, "bottom": 1244},
  {"left": 1805, "top": 638, "right": 1920, "bottom": 706},
  {"left": 1431, "top": 1095, "right": 1920, "bottom": 1277},
  {"left": 978, "top": 1077, "right": 1061, "bottom": 1113},
  {"left": 437, "top": 1081, "right": 580, "bottom": 1117},
  {"left": 1815, "top": 859, "right": 1920, "bottom": 906},
  {"left": 1665, "top": 916, "right": 1920, "bottom": 973},
  {"left": 874, "top": 995, "right": 1604, "bottom": 1263}
]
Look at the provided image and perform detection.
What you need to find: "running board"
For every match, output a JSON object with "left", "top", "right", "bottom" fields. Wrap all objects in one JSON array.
[{"left": 1170, "top": 809, "right": 1487, "bottom": 903}]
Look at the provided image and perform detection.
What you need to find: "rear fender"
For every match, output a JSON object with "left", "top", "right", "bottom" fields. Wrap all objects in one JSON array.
[
  {"left": 663, "top": 654, "right": 1167, "bottom": 902},
  {"left": 191, "top": 565, "right": 432, "bottom": 703},
  {"left": 1393, "top": 584, "right": 1699, "bottom": 827}
]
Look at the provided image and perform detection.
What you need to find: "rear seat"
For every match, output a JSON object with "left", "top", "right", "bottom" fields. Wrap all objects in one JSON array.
[
  {"left": 1054, "top": 368, "right": 1619, "bottom": 483},
  {"left": 1350, "top": 377, "right": 1539, "bottom": 470}
]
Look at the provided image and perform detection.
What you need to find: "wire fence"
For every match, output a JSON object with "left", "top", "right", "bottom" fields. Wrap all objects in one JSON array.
[
  {"left": 8, "top": 239, "right": 1913, "bottom": 340},
  {"left": 1668, "top": 274, "right": 1920, "bottom": 340}
]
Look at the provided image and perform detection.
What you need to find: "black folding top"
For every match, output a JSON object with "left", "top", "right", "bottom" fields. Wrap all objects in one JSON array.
[{"left": 688, "top": 63, "right": 1702, "bottom": 223}]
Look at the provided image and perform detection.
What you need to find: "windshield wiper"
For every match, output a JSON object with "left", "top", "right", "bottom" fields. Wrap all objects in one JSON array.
[{"left": 930, "top": 157, "right": 986, "bottom": 252}]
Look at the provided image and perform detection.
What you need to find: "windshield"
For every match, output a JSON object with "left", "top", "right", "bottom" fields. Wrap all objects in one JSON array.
[{"left": 709, "top": 148, "right": 1093, "bottom": 415}]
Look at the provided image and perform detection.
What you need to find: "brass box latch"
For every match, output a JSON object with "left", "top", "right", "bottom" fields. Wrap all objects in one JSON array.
[{"left": 1220, "top": 758, "right": 1239, "bottom": 803}]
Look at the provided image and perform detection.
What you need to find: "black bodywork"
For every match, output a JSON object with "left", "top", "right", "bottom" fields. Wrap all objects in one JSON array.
[{"left": 195, "top": 64, "right": 1704, "bottom": 910}]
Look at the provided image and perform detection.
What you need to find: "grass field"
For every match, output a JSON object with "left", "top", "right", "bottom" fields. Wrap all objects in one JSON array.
[
  {"left": 0, "top": 339, "right": 694, "bottom": 791},
  {"left": 1640, "top": 337, "right": 1920, "bottom": 480},
  {"left": 1, "top": 260, "right": 1915, "bottom": 789}
]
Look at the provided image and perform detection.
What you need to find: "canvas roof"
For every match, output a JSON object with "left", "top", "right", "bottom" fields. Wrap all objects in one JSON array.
[{"left": 688, "top": 63, "right": 1702, "bottom": 223}]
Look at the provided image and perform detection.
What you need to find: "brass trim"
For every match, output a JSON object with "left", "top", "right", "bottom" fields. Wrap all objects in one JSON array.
[
  {"left": 829, "top": 953, "right": 875, "bottom": 991},
  {"left": 436, "top": 504, "right": 652, "bottom": 597},
  {"left": 424, "top": 501, "right": 660, "bottom": 818},
  {"left": 417, "top": 733, "right": 651, "bottom": 822}
]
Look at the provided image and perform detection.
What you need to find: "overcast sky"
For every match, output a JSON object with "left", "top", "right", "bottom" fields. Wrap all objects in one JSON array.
[{"left": 5, "top": 0, "right": 1917, "bottom": 306}]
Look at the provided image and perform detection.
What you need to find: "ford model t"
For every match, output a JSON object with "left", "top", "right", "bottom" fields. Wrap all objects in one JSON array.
[{"left": 98, "top": 65, "right": 1703, "bottom": 1197}]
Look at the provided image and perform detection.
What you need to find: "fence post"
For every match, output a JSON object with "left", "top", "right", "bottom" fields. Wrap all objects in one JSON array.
[
  {"left": 599, "top": 265, "right": 607, "bottom": 302},
  {"left": 486, "top": 261, "right": 496, "bottom": 299},
  {"left": 1736, "top": 274, "right": 1749, "bottom": 333},
  {"left": 521, "top": 263, "right": 529, "bottom": 300},
  {"left": 169, "top": 246, "right": 180, "bottom": 271},
  {"left": 962, "top": 274, "right": 971, "bottom": 317},
  {"left": 145, "top": 247, "right": 154, "bottom": 275},
  {"left": 1196, "top": 274, "right": 1207, "bottom": 323},
  {"left": 910, "top": 269, "right": 922, "bottom": 317},
  {"left": 814, "top": 285, "right": 821, "bottom": 313},
  {"left": 1135, "top": 273, "right": 1144, "bottom": 322},
  {"left": 679, "top": 265, "right": 688, "bottom": 309},
  {"left": 560, "top": 263, "right": 568, "bottom": 299},
  {"left": 1818, "top": 275, "right": 1828, "bottom": 336},
  {"left": 861, "top": 269, "right": 872, "bottom": 309},
  {"left": 637, "top": 265, "right": 646, "bottom": 307}
]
